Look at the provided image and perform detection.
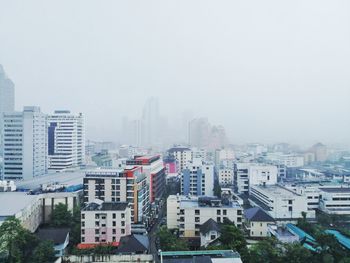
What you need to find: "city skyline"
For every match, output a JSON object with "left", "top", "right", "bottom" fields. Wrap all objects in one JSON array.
[{"left": 0, "top": 1, "right": 349, "bottom": 145}]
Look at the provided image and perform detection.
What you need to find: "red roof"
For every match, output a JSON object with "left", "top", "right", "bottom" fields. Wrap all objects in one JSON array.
[{"left": 77, "top": 242, "right": 119, "bottom": 249}]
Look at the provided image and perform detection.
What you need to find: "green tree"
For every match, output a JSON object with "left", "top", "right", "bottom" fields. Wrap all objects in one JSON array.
[
  {"left": 248, "top": 238, "right": 283, "bottom": 263},
  {"left": 282, "top": 243, "right": 313, "bottom": 263},
  {"left": 30, "top": 240, "right": 56, "bottom": 263},
  {"left": 0, "top": 217, "right": 40, "bottom": 263},
  {"left": 157, "top": 227, "right": 188, "bottom": 251},
  {"left": 69, "top": 205, "right": 82, "bottom": 245},
  {"left": 51, "top": 203, "right": 73, "bottom": 227},
  {"left": 208, "top": 223, "right": 249, "bottom": 262}
]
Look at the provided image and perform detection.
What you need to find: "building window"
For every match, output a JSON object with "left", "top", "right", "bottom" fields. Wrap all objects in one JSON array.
[
  {"left": 195, "top": 217, "right": 200, "bottom": 223},
  {"left": 217, "top": 217, "right": 221, "bottom": 223},
  {"left": 121, "top": 229, "right": 125, "bottom": 234},
  {"left": 113, "top": 213, "right": 116, "bottom": 219},
  {"left": 95, "top": 237, "right": 99, "bottom": 242},
  {"left": 223, "top": 210, "right": 227, "bottom": 216},
  {"left": 81, "top": 229, "right": 85, "bottom": 235},
  {"left": 121, "top": 213, "right": 125, "bottom": 219},
  {"left": 113, "top": 229, "right": 116, "bottom": 234},
  {"left": 113, "top": 221, "right": 116, "bottom": 227},
  {"left": 81, "top": 214, "right": 85, "bottom": 219},
  {"left": 95, "top": 229, "right": 99, "bottom": 234},
  {"left": 195, "top": 209, "right": 200, "bottom": 215},
  {"left": 217, "top": 210, "right": 221, "bottom": 215},
  {"left": 82, "top": 237, "right": 85, "bottom": 242}
]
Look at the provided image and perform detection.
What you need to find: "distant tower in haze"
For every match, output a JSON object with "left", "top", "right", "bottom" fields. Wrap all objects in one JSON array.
[
  {"left": 142, "top": 97, "right": 160, "bottom": 147},
  {"left": 0, "top": 65, "right": 15, "bottom": 155},
  {"left": 0, "top": 65, "right": 15, "bottom": 114}
]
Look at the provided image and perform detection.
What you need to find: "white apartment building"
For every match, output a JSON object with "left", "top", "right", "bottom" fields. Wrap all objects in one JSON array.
[
  {"left": 234, "top": 163, "right": 278, "bottom": 194},
  {"left": 167, "top": 146, "right": 192, "bottom": 173},
  {"left": 83, "top": 168, "right": 150, "bottom": 224},
  {"left": 266, "top": 153, "right": 304, "bottom": 168},
  {"left": 181, "top": 158, "right": 214, "bottom": 196},
  {"left": 249, "top": 185, "right": 312, "bottom": 220},
  {"left": 167, "top": 195, "right": 243, "bottom": 237},
  {"left": 47, "top": 110, "right": 85, "bottom": 171},
  {"left": 218, "top": 168, "right": 234, "bottom": 186},
  {"left": 2, "top": 106, "right": 47, "bottom": 180},
  {"left": 319, "top": 187, "right": 350, "bottom": 215},
  {"left": 81, "top": 201, "right": 131, "bottom": 245}
]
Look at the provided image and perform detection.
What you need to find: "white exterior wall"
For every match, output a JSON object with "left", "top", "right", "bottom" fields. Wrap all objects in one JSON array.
[
  {"left": 2, "top": 107, "right": 47, "bottom": 180},
  {"left": 249, "top": 165, "right": 278, "bottom": 186},
  {"left": 319, "top": 190, "right": 350, "bottom": 215},
  {"left": 219, "top": 169, "right": 233, "bottom": 186},
  {"left": 47, "top": 111, "right": 85, "bottom": 171},
  {"left": 250, "top": 185, "right": 311, "bottom": 220},
  {"left": 81, "top": 206, "right": 131, "bottom": 244},
  {"left": 174, "top": 150, "right": 193, "bottom": 173},
  {"left": 248, "top": 221, "right": 271, "bottom": 237}
]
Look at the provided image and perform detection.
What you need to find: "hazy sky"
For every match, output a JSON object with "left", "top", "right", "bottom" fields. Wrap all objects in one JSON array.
[{"left": 0, "top": 0, "right": 349, "bottom": 145}]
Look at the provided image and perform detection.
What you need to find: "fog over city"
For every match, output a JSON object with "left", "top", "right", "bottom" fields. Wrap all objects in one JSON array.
[{"left": 0, "top": 0, "right": 349, "bottom": 145}]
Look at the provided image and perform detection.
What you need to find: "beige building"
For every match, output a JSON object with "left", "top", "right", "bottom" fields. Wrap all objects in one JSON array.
[
  {"left": 81, "top": 201, "right": 131, "bottom": 245},
  {"left": 244, "top": 207, "right": 275, "bottom": 237},
  {"left": 167, "top": 195, "right": 243, "bottom": 238}
]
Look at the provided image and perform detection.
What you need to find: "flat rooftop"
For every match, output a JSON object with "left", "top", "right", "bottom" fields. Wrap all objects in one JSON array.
[
  {"left": 179, "top": 199, "right": 241, "bottom": 209},
  {"left": 0, "top": 192, "right": 39, "bottom": 218},
  {"left": 251, "top": 185, "right": 301, "bottom": 198},
  {"left": 320, "top": 187, "right": 350, "bottom": 193},
  {"left": 16, "top": 170, "right": 85, "bottom": 190}
]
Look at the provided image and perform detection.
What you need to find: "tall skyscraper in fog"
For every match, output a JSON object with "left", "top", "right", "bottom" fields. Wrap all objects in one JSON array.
[
  {"left": 0, "top": 65, "right": 15, "bottom": 114},
  {"left": 2, "top": 107, "right": 47, "bottom": 180},
  {"left": 47, "top": 110, "right": 85, "bottom": 171},
  {"left": 0, "top": 65, "right": 15, "bottom": 154},
  {"left": 142, "top": 97, "right": 160, "bottom": 147},
  {"left": 188, "top": 118, "right": 210, "bottom": 148}
]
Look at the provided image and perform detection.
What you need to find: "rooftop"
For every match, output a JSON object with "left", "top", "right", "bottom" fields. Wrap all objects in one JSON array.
[
  {"left": 36, "top": 227, "right": 70, "bottom": 245},
  {"left": 82, "top": 201, "right": 129, "bottom": 211},
  {"left": 251, "top": 185, "right": 301, "bottom": 198},
  {"left": 320, "top": 187, "right": 350, "bottom": 193},
  {"left": 16, "top": 170, "right": 85, "bottom": 190},
  {"left": 0, "top": 192, "right": 39, "bottom": 218},
  {"left": 245, "top": 207, "right": 275, "bottom": 222}
]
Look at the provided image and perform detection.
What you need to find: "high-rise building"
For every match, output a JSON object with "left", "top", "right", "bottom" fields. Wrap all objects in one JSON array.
[
  {"left": 310, "top": 143, "right": 328, "bottom": 162},
  {"left": 2, "top": 106, "right": 47, "bottom": 180},
  {"left": 188, "top": 118, "right": 210, "bottom": 148},
  {"left": 181, "top": 158, "right": 214, "bottom": 196},
  {"left": 47, "top": 110, "right": 85, "bottom": 171},
  {"left": 83, "top": 167, "right": 150, "bottom": 224},
  {"left": 126, "top": 155, "right": 166, "bottom": 203},
  {"left": 142, "top": 97, "right": 159, "bottom": 147},
  {"left": 0, "top": 65, "right": 14, "bottom": 115},
  {"left": 0, "top": 65, "right": 15, "bottom": 155},
  {"left": 167, "top": 146, "right": 192, "bottom": 173}
]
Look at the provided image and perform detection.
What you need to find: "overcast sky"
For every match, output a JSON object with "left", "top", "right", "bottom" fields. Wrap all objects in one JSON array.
[{"left": 0, "top": 0, "right": 349, "bottom": 145}]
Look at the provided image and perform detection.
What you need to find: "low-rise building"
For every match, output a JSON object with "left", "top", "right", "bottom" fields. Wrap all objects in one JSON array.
[
  {"left": 319, "top": 187, "right": 350, "bottom": 215},
  {"left": 166, "top": 195, "right": 243, "bottom": 238},
  {"left": 181, "top": 158, "right": 214, "bottom": 196},
  {"left": 80, "top": 201, "right": 131, "bottom": 246},
  {"left": 249, "top": 185, "right": 312, "bottom": 220},
  {"left": 234, "top": 163, "right": 278, "bottom": 195},
  {"left": 199, "top": 218, "right": 221, "bottom": 247},
  {"left": 244, "top": 207, "right": 275, "bottom": 237}
]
